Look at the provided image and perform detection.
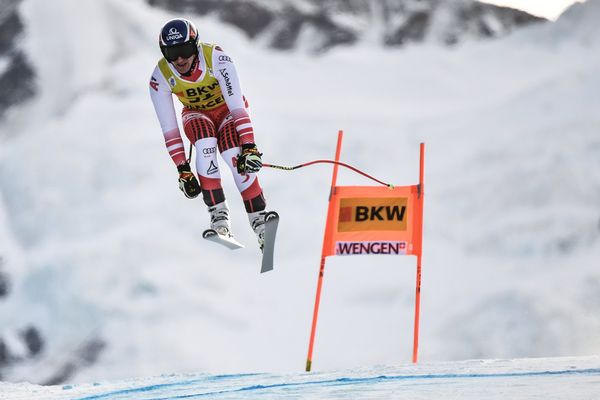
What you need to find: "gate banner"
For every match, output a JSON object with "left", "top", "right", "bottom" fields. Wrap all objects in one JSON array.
[{"left": 322, "top": 185, "right": 423, "bottom": 258}]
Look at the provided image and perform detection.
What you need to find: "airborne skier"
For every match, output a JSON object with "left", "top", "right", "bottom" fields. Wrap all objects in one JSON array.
[{"left": 149, "top": 18, "right": 268, "bottom": 249}]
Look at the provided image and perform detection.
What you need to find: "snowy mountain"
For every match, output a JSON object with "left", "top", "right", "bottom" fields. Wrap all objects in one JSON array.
[
  {"left": 0, "top": 0, "right": 599, "bottom": 387},
  {"left": 0, "top": 0, "right": 545, "bottom": 119},
  {"left": 0, "top": 0, "right": 36, "bottom": 119},
  {"left": 147, "top": 0, "right": 545, "bottom": 52}
]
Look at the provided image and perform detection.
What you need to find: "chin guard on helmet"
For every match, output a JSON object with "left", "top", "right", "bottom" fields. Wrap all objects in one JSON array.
[{"left": 159, "top": 18, "right": 199, "bottom": 62}]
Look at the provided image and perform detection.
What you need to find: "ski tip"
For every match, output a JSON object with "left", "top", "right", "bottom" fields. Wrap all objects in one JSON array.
[
  {"left": 265, "top": 211, "right": 279, "bottom": 221},
  {"left": 202, "top": 229, "right": 217, "bottom": 239}
]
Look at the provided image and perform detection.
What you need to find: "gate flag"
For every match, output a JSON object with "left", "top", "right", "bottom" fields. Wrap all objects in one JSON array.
[
  {"left": 323, "top": 185, "right": 423, "bottom": 257},
  {"left": 305, "top": 130, "right": 425, "bottom": 372}
]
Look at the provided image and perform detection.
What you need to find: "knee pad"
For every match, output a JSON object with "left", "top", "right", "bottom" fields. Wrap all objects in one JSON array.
[{"left": 195, "top": 137, "right": 221, "bottom": 180}]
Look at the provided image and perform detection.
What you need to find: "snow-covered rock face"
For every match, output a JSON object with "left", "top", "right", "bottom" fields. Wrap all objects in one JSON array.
[
  {"left": 146, "top": 0, "right": 545, "bottom": 52},
  {"left": 551, "top": 0, "right": 600, "bottom": 45},
  {"left": 0, "top": 0, "right": 37, "bottom": 382},
  {"left": 0, "top": 0, "right": 36, "bottom": 119}
]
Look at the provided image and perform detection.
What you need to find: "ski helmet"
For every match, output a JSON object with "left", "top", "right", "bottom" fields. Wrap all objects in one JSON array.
[{"left": 159, "top": 18, "right": 199, "bottom": 62}]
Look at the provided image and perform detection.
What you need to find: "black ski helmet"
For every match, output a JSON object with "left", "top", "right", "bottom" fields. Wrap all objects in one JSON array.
[{"left": 159, "top": 18, "right": 199, "bottom": 62}]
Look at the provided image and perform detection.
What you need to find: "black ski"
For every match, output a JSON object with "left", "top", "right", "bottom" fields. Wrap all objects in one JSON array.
[{"left": 260, "top": 211, "right": 279, "bottom": 273}]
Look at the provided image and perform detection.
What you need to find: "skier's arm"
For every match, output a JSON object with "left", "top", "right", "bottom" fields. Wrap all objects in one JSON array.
[
  {"left": 149, "top": 67, "right": 187, "bottom": 166},
  {"left": 212, "top": 47, "right": 256, "bottom": 146},
  {"left": 149, "top": 68, "right": 200, "bottom": 198}
]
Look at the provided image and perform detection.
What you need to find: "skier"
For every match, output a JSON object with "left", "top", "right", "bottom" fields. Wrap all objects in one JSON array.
[{"left": 149, "top": 18, "right": 267, "bottom": 249}]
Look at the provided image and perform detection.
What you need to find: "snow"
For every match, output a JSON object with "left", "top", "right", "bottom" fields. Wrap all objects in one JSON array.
[
  {"left": 0, "top": 0, "right": 599, "bottom": 392},
  {"left": 1, "top": 356, "right": 599, "bottom": 399}
]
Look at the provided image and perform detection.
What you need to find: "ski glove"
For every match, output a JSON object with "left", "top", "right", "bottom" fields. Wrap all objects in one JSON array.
[
  {"left": 177, "top": 162, "right": 201, "bottom": 199},
  {"left": 236, "top": 143, "right": 263, "bottom": 174}
]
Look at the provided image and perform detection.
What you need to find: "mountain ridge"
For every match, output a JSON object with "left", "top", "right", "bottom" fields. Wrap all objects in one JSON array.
[{"left": 146, "top": 0, "right": 546, "bottom": 53}]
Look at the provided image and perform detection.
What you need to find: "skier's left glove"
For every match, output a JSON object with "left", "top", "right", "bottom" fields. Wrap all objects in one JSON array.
[
  {"left": 237, "top": 143, "right": 263, "bottom": 174},
  {"left": 177, "top": 162, "right": 201, "bottom": 199}
]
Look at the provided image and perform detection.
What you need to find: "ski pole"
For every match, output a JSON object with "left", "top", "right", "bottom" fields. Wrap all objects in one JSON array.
[
  {"left": 186, "top": 142, "right": 193, "bottom": 165},
  {"left": 263, "top": 160, "right": 394, "bottom": 188}
]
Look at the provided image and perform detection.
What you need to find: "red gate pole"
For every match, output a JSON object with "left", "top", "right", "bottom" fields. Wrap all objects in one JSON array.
[
  {"left": 412, "top": 142, "right": 425, "bottom": 363},
  {"left": 305, "top": 130, "right": 344, "bottom": 372}
]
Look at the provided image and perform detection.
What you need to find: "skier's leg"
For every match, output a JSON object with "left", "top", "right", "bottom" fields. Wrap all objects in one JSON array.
[
  {"left": 182, "top": 109, "right": 231, "bottom": 234},
  {"left": 218, "top": 120, "right": 267, "bottom": 246}
]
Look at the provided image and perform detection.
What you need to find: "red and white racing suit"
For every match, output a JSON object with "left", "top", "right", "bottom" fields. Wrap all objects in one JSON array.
[{"left": 149, "top": 43, "right": 266, "bottom": 213}]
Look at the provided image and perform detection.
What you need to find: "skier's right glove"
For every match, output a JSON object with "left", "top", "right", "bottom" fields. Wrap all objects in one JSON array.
[
  {"left": 177, "top": 162, "right": 201, "bottom": 199},
  {"left": 236, "top": 143, "right": 263, "bottom": 174}
]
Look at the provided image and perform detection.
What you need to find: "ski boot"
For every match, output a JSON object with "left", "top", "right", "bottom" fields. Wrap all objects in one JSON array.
[
  {"left": 248, "top": 210, "right": 266, "bottom": 251},
  {"left": 208, "top": 201, "right": 232, "bottom": 237}
]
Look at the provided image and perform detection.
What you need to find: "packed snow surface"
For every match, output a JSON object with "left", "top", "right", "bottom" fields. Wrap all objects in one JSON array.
[{"left": 2, "top": 356, "right": 600, "bottom": 399}]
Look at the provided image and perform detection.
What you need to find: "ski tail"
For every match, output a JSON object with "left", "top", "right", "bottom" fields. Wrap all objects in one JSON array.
[{"left": 260, "top": 211, "right": 279, "bottom": 273}]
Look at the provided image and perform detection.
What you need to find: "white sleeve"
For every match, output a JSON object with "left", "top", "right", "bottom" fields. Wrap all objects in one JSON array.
[
  {"left": 212, "top": 47, "right": 246, "bottom": 112},
  {"left": 149, "top": 66, "right": 179, "bottom": 134}
]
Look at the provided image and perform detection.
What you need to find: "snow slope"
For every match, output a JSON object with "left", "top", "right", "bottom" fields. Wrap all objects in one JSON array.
[
  {"left": 0, "top": 0, "right": 599, "bottom": 385},
  {"left": 1, "top": 356, "right": 600, "bottom": 399}
]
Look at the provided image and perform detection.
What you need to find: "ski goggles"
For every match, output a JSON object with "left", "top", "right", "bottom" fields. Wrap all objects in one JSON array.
[{"left": 161, "top": 42, "right": 198, "bottom": 62}]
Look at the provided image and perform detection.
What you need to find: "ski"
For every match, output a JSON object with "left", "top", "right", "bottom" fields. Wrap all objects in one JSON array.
[
  {"left": 202, "top": 229, "right": 245, "bottom": 250},
  {"left": 260, "top": 211, "right": 280, "bottom": 273}
]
